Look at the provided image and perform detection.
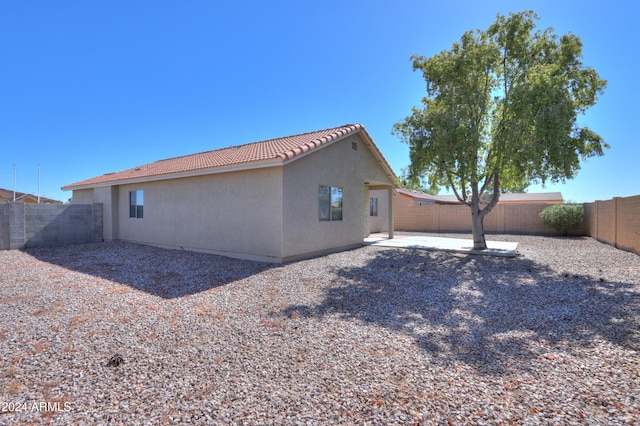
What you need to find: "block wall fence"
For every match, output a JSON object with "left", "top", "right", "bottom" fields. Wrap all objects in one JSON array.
[
  {"left": 584, "top": 195, "right": 640, "bottom": 256},
  {"left": 394, "top": 202, "right": 567, "bottom": 235},
  {"left": 395, "top": 194, "right": 639, "bottom": 256},
  {"left": 0, "top": 203, "right": 103, "bottom": 250}
]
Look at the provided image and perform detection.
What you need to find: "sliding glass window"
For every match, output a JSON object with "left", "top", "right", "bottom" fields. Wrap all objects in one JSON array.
[{"left": 319, "top": 186, "right": 342, "bottom": 221}]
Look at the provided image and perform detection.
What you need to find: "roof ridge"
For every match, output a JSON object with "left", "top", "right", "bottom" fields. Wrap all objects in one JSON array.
[
  {"left": 276, "top": 123, "right": 362, "bottom": 161},
  {"left": 153, "top": 124, "right": 361, "bottom": 164},
  {"left": 243, "top": 123, "right": 360, "bottom": 148}
]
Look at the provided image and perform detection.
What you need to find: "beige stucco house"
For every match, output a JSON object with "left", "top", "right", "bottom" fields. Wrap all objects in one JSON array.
[{"left": 62, "top": 124, "right": 396, "bottom": 262}]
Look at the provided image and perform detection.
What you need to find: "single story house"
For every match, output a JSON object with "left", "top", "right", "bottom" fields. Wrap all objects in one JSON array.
[
  {"left": 397, "top": 188, "right": 563, "bottom": 206},
  {"left": 62, "top": 124, "right": 396, "bottom": 262}
]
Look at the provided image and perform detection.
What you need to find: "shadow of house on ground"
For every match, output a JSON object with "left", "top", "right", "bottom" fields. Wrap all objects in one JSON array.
[
  {"left": 25, "top": 241, "right": 275, "bottom": 299},
  {"left": 283, "top": 247, "right": 639, "bottom": 375}
]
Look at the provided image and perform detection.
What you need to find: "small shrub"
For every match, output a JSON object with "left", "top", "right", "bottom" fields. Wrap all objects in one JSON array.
[{"left": 539, "top": 204, "right": 584, "bottom": 235}]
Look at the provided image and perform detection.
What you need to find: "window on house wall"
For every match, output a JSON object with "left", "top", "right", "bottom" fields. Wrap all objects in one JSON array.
[
  {"left": 370, "top": 197, "right": 378, "bottom": 217},
  {"left": 319, "top": 186, "right": 342, "bottom": 221},
  {"left": 129, "top": 190, "right": 144, "bottom": 219}
]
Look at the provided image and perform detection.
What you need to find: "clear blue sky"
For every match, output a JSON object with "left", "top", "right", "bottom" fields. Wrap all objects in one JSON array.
[{"left": 1, "top": 1, "right": 637, "bottom": 203}]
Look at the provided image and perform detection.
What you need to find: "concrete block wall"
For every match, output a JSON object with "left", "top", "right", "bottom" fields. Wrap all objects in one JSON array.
[
  {"left": 395, "top": 202, "right": 558, "bottom": 235},
  {"left": 585, "top": 195, "right": 640, "bottom": 255},
  {"left": 0, "top": 204, "right": 9, "bottom": 250},
  {"left": 9, "top": 203, "right": 25, "bottom": 249},
  {"left": 615, "top": 195, "right": 640, "bottom": 254},
  {"left": 437, "top": 205, "right": 474, "bottom": 232},
  {"left": 0, "top": 203, "right": 103, "bottom": 250},
  {"left": 592, "top": 199, "right": 616, "bottom": 246},
  {"left": 584, "top": 202, "right": 597, "bottom": 236},
  {"left": 397, "top": 195, "right": 639, "bottom": 256},
  {"left": 395, "top": 205, "right": 439, "bottom": 231},
  {"left": 93, "top": 203, "right": 103, "bottom": 243},
  {"left": 501, "top": 203, "right": 556, "bottom": 234}
]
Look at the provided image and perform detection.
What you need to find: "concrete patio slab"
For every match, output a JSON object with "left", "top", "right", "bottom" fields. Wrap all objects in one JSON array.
[{"left": 364, "top": 235, "right": 518, "bottom": 257}]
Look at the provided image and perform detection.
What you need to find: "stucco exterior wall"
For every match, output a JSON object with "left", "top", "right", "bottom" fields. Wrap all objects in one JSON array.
[
  {"left": 281, "top": 134, "right": 393, "bottom": 260},
  {"left": 93, "top": 186, "right": 120, "bottom": 241},
  {"left": 71, "top": 189, "right": 94, "bottom": 204},
  {"left": 115, "top": 167, "right": 284, "bottom": 262},
  {"left": 368, "top": 189, "right": 389, "bottom": 233}
]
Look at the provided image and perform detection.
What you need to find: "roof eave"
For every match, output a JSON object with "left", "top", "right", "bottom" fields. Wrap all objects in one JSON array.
[{"left": 62, "top": 157, "right": 283, "bottom": 191}]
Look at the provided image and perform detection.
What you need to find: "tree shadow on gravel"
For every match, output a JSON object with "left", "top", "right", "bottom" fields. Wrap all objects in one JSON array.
[
  {"left": 283, "top": 248, "right": 640, "bottom": 375},
  {"left": 25, "top": 241, "right": 275, "bottom": 299}
]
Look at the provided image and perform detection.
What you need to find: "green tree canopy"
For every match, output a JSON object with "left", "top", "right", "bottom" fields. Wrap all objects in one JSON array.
[
  {"left": 393, "top": 10, "right": 607, "bottom": 249},
  {"left": 395, "top": 167, "right": 438, "bottom": 194}
]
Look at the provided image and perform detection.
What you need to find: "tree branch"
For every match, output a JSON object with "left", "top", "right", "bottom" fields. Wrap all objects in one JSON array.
[
  {"left": 480, "top": 171, "right": 494, "bottom": 195},
  {"left": 480, "top": 173, "right": 501, "bottom": 219},
  {"left": 447, "top": 173, "right": 468, "bottom": 204}
]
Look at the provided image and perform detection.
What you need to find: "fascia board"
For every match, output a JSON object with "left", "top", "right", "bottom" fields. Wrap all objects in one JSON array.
[{"left": 62, "top": 158, "right": 283, "bottom": 191}]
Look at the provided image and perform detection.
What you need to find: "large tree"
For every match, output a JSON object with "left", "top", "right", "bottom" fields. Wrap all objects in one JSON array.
[{"left": 393, "top": 10, "right": 607, "bottom": 249}]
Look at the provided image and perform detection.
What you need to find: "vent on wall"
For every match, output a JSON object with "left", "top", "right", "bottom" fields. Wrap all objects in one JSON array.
[{"left": 351, "top": 141, "right": 358, "bottom": 151}]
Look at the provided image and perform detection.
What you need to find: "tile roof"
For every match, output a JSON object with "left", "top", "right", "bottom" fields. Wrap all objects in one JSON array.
[{"left": 63, "top": 124, "right": 391, "bottom": 190}]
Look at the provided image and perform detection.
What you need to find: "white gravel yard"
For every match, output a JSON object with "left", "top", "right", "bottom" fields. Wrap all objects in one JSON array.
[{"left": 1, "top": 234, "right": 639, "bottom": 425}]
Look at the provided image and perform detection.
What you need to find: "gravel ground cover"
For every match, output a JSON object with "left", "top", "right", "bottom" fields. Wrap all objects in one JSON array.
[{"left": 0, "top": 234, "right": 639, "bottom": 425}]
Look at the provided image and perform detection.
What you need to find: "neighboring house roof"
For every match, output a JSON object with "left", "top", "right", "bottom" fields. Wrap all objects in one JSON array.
[
  {"left": 0, "top": 188, "right": 62, "bottom": 204},
  {"left": 396, "top": 188, "right": 442, "bottom": 203},
  {"left": 396, "top": 188, "right": 461, "bottom": 204},
  {"left": 432, "top": 194, "right": 461, "bottom": 203},
  {"left": 497, "top": 192, "right": 563, "bottom": 203},
  {"left": 398, "top": 188, "right": 563, "bottom": 204},
  {"left": 63, "top": 124, "right": 395, "bottom": 191},
  {"left": 396, "top": 188, "right": 436, "bottom": 200}
]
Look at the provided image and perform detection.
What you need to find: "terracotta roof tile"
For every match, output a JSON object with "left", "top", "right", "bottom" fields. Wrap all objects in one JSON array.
[{"left": 63, "top": 124, "right": 377, "bottom": 190}]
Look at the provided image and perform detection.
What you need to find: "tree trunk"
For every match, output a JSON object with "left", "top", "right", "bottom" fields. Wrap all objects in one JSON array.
[{"left": 470, "top": 198, "right": 487, "bottom": 250}]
